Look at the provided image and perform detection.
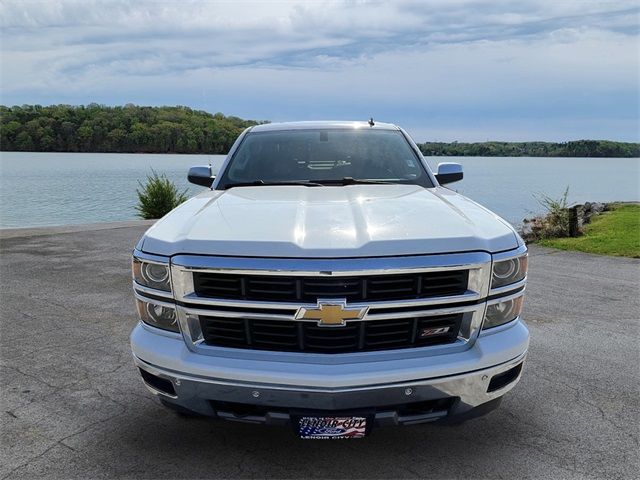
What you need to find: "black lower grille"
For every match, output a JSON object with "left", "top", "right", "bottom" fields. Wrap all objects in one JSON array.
[
  {"left": 210, "top": 397, "right": 456, "bottom": 418},
  {"left": 200, "top": 313, "right": 463, "bottom": 353},
  {"left": 193, "top": 270, "right": 469, "bottom": 303}
]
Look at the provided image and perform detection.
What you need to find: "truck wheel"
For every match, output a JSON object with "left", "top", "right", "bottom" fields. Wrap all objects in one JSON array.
[{"left": 159, "top": 399, "right": 203, "bottom": 417}]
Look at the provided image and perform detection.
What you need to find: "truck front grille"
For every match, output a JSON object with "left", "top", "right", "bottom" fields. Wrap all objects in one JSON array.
[
  {"left": 199, "top": 313, "right": 463, "bottom": 353},
  {"left": 193, "top": 270, "right": 469, "bottom": 303}
]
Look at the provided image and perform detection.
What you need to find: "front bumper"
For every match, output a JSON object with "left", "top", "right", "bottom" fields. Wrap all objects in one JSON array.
[{"left": 131, "top": 318, "right": 529, "bottom": 426}]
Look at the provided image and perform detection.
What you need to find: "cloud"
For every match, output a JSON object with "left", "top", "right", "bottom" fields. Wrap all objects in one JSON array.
[{"left": 1, "top": 0, "right": 638, "bottom": 141}]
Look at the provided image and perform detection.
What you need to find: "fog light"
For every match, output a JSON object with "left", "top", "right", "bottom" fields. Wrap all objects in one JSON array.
[
  {"left": 136, "top": 298, "right": 179, "bottom": 333},
  {"left": 483, "top": 295, "right": 524, "bottom": 329}
]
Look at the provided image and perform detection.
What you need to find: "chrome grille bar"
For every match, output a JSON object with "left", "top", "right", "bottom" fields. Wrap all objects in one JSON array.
[
  {"left": 162, "top": 251, "right": 493, "bottom": 357},
  {"left": 171, "top": 252, "right": 492, "bottom": 305}
]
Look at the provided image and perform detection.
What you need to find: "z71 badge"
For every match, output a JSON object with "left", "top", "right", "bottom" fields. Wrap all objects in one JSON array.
[{"left": 419, "top": 326, "right": 451, "bottom": 338}]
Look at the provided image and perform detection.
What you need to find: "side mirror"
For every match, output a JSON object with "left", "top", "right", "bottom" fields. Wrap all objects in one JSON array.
[
  {"left": 435, "top": 162, "right": 463, "bottom": 185},
  {"left": 188, "top": 166, "right": 215, "bottom": 187}
]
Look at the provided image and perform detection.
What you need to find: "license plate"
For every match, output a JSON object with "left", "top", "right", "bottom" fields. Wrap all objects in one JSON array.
[{"left": 297, "top": 416, "right": 368, "bottom": 439}]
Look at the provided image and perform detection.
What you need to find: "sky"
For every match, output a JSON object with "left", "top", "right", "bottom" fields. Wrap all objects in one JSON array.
[{"left": 1, "top": 0, "right": 639, "bottom": 142}]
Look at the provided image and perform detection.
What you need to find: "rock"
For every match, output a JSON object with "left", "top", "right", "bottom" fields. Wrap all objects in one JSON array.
[{"left": 522, "top": 201, "right": 615, "bottom": 242}]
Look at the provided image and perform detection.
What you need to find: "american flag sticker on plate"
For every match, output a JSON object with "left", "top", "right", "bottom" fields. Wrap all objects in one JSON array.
[{"left": 298, "top": 416, "right": 367, "bottom": 439}]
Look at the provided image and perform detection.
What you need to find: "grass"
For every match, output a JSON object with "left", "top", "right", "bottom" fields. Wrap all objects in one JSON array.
[{"left": 538, "top": 203, "right": 640, "bottom": 258}]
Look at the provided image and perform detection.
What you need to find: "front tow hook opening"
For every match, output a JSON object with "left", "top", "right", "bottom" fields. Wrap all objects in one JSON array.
[
  {"left": 487, "top": 363, "right": 523, "bottom": 392},
  {"left": 139, "top": 368, "right": 177, "bottom": 397}
]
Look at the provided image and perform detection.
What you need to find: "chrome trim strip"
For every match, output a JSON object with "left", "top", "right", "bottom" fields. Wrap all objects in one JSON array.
[
  {"left": 368, "top": 304, "right": 483, "bottom": 322},
  {"left": 136, "top": 369, "right": 179, "bottom": 399},
  {"left": 183, "top": 306, "right": 291, "bottom": 321},
  {"left": 488, "top": 277, "right": 527, "bottom": 297},
  {"left": 132, "top": 249, "right": 170, "bottom": 264},
  {"left": 180, "top": 294, "right": 303, "bottom": 310},
  {"left": 134, "top": 291, "right": 178, "bottom": 309},
  {"left": 141, "top": 382, "right": 178, "bottom": 399},
  {"left": 138, "top": 321, "right": 183, "bottom": 340},
  {"left": 177, "top": 289, "right": 482, "bottom": 310},
  {"left": 478, "top": 316, "right": 522, "bottom": 337},
  {"left": 133, "top": 281, "right": 175, "bottom": 300},
  {"left": 485, "top": 288, "right": 525, "bottom": 306},
  {"left": 179, "top": 302, "right": 484, "bottom": 323},
  {"left": 170, "top": 251, "right": 491, "bottom": 276},
  {"left": 492, "top": 244, "right": 527, "bottom": 262},
  {"left": 177, "top": 264, "right": 482, "bottom": 276}
]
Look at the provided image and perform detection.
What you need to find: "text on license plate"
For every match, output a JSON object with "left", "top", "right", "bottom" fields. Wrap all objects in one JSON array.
[{"left": 298, "top": 416, "right": 367, "bottom": 439}]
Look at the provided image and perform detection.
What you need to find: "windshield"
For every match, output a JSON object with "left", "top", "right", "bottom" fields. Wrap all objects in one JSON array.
[{"left": 217, "top": 128, "right": 433, "bottom": 189}]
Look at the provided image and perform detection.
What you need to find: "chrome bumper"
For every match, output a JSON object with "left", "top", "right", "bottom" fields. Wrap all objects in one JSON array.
[{"left": 132, "top": 319, "right": 528, "bottom": 425}]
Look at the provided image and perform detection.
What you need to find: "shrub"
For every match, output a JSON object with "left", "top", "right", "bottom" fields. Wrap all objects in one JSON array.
[
  {"left": 534, "top": 186, "right": 571, "bottom": 238},
  {"left": 136, "top": 170, "right": 188, "bottom": 219},
  {"left": 522, "top": 186, "right": 571, "bottom": 241}
]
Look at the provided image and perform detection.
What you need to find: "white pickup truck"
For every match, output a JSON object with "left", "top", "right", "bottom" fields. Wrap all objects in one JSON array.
[{"left": 130, "top": 120, "right": 528, "bottom": 439}]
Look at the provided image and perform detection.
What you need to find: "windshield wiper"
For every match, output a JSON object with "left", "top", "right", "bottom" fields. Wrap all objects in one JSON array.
[
  {"left": 313, "top": 177, "right": 394, "bottom": 185},
  {"left": 223, "top": 177, "right": 397, "bottom": 189},
  {"left": 223, "top": 180, "right": 323, "bottom": 189}
]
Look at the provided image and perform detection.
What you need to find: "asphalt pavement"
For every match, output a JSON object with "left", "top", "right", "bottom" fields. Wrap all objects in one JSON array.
[{"left": 1, "top": 222, "right": 638, "bottom": 479}]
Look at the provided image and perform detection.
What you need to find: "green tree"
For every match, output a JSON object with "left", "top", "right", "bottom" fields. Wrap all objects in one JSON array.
[
  {"left": 76, "top": 124, "right": 93, "bottom": 151},
  {"left": 417, "top": 139, "right": 640, "bottom": 158},
  {"left": 0, "top": 104, "right": 262, "bottom": 153},
  {"left": 14, "top": 131, "right": 34, "bottom": 150}
]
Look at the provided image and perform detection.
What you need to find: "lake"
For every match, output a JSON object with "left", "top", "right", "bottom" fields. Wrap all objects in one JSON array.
[{"left": 0, "top": 152, "right": 638, "bottom": 229}]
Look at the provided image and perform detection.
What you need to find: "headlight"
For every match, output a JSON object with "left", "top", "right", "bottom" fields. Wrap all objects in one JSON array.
[
  {"left": 483, "top": 295, "right": 524, "bottom": 329},
  {"left": 136, "top": 298, "right": 179, "bottom": 333},
  {"left": 132, "top": 257, "right": 171, "bottom": 292},
  {"left": 491, "top": 254, "right": 528, "bottom": 289}
]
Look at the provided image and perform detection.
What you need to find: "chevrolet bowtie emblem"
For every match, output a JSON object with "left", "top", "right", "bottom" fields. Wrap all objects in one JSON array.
[{"left": 295, "top": 299, "right": 369, "bottom": 327}]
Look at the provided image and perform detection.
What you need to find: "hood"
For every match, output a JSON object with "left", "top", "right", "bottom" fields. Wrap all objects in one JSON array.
[{"left": 140, "top": 185, "right": 519, "bottom": 257}]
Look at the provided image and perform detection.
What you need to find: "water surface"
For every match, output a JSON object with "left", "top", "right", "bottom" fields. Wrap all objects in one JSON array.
[{"left": 0, "top": 152, "right": 638, "bottom": 228}]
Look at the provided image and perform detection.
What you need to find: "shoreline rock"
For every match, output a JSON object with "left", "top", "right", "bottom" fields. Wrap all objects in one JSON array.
[{"left": 520, "top": 201, "right": 612, "bottom": 241}]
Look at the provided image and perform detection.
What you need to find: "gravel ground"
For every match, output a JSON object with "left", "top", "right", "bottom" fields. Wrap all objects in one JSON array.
[{"left": 1, "top": 223, "right": 638, "bottom": 479}]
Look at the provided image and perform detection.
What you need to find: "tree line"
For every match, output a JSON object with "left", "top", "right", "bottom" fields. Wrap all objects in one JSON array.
[
  {"left": 0, "top": 104, "right": 260, "bottom": 154},
  {"left": 417, "top": 140, "right": 639, "bottom": 158},
  {"left": 1, "top": 104, "right": 638, "bottom": 157}
]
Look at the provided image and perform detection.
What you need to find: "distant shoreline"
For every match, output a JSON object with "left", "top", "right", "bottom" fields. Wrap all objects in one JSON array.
[
  {"left": 1, "top": 151, "right": 638, "bottom": 159},
  {"left": 417, "top": 140, "right": 640, "bottom": 158},
  {"left": 2, "top": 104, "right": 639, "bottom": 158},
  {"left": 0, "top": 151, "right": 224, "bottom": 156}
]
